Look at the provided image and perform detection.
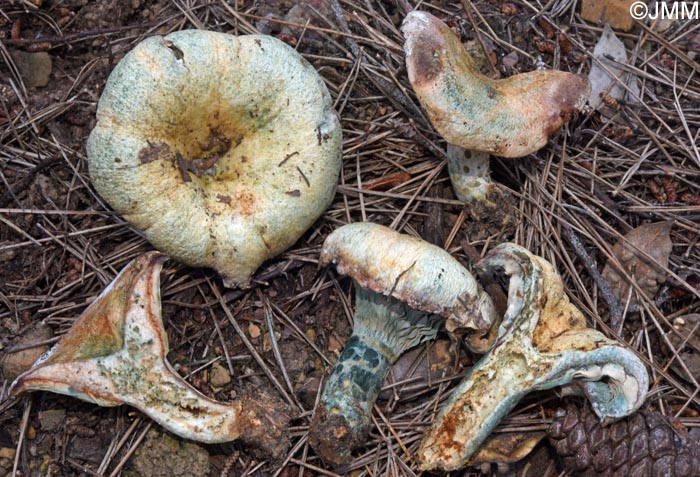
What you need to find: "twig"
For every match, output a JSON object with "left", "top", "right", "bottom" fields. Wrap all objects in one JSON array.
[
  {"left": 459, "top": 0, "right": 499, "bottom": 77},
  {"left": 562, "top": 224, "right": 624, "bottom": 328},
  {"left": 209, "top": 279, "right": 297, "bottom": 408},
  {"left": 0, "top": 155, "right": 61, "bottom": 207}
]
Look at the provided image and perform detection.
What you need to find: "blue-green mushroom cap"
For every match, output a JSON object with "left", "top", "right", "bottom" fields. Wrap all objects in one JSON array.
[{"left": 87, "top": 30, "right": 342, "bottom": 287}]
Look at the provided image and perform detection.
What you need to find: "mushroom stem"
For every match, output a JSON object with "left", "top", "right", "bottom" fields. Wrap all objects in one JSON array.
[
  {"left": 10, "top": 253, "right": 292, "bottom": 456},
  {"left": 446, "top": 144, "right": 492, "bottom": 203},
  {"left": 309, "top": 286, "right": 441, "bottom": 467},
  {"left": 417, "top": 244, "right": 649, "bottom": 471}
]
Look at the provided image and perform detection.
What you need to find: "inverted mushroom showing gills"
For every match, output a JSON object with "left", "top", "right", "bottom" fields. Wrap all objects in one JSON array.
[
  {"left": 402, "top": 12, "right": 590, "bottom": 202},
  {"left": 87, "top": 30, "right": 342, "bottom": 288},
  {"left": 10, "top": 253, "right": 292, "bottom": 457},
  {"left": 418, "top": 243, "right": 649, "bottom": 471},
  {"left": 308, "top": 222, "right": 497, "bottom": 466}
]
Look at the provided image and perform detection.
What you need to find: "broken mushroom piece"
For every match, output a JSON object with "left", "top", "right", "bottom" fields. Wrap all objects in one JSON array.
[
  {"left": 418, "top": 243, "right": 649, "bottom": 471},
  {"left": 308, "top": 222, "right": 497, "bottom": 466},
  {"left": 87, "top": 30, "right": 342, "bottom": 288},
  {"left": 402, "top": 12, "right": 590, "bottom": 203},
  {"left": 10, "top": 253, "right": 292, "bottom": 458}
]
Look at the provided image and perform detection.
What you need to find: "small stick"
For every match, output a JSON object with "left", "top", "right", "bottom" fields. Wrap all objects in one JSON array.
[
  {"left": 0, "top": 155, "right": 61, "bottom": 207},
  {"left": 562, "top": 224, "right": 624, "bottom": 328},
  {"left": 209, "top": 279, "right": 297, "bottom": 408},
  {"left": 108, "top": 423, "right": 153, "bottom": 477},
  {"left": 6, "top": 336, "right": 60, "bottom": 353},
  {"left": 259, "top": 290, "right": 302, "bottom": 409},
  {"left": 459, "top": 0, "right": 499, "bottom": 77}
]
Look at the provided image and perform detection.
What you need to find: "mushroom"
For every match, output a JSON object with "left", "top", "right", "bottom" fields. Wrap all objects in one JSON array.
[
  {"left": 308, "top": 222, "right": 497, "bottom": 466},
  {"left": 10, "top": 253, "right": 292, "bottom": 457},
  {"left": 87, "top": 30, "right": 342, "bottom": 288},
  {"left": 401, "top": 12, "right": 590, "bottom": 203},
  {"left": 417, "top": 243, "right": 649, "bottom": 471}
]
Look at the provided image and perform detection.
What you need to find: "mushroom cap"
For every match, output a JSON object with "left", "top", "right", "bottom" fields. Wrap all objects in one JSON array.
[
  {"left": 319, "top": 222, "right": 495, "bottom": 332},
  {"left": 87, "top": 30, "right": 342, "bottom": 287},
  {"left": 402, "top": 11, "right": 589, "bottom": 158}
]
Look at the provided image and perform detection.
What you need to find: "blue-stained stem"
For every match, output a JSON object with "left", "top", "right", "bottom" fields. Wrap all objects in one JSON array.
[
  {"left": 309, "top": 286, "right": 440, "bottom": 466},
  {"left": 320, "top": 334, "right": 392, "bottom": 437}
]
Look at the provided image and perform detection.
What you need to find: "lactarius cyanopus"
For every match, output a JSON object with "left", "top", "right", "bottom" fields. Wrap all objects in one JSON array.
[
  {"left": 402, "top": 12, "right": 590, "bottom": 203},
  {"left": 10, "top": 253, "right": 292, "bottom": 457},
  {"left": 87, "top": 30, "right": 342, "bottom": 287},
  {"left": 418, "top": 243, "right": 648, "bottom": 471},
  {"left": 308, "top": 222, "right": 497, "bottom": 466}
]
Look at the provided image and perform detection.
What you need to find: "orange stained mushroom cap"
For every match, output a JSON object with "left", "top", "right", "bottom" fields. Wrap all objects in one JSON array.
[{"left": 402, "top": 12, "right": 590, "bottom": 202}]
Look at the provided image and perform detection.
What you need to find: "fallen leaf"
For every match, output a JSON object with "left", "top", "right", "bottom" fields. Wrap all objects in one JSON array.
[
  {"left": 381, "top": 340, "right": 454, "bottom": 400},
  {"left": 469, "top": 431, "right": 547, "bottom": 464},
  {"left": 364, "top": 172, "right": 411, "bottom": 191},
  {"left": 602, "top": 221, "right": 672, "bottom": 307},
  {"left": 666, "top": 314, "right": 700, "bottom": 384},
  {"left": 248, "top": 323, "right": 261, "bottom": 339},
  {"left": 588, "top": 25, "right": 641, "bottom": 110},
  {"left": 327, "top": 335, "right": 342, "bottom": 353},
  {"left": 581, "top": 0, "right": 636, "bottom": 31},
  {"left": 0, "top": 322, "right": 53, "bottom": 380}
]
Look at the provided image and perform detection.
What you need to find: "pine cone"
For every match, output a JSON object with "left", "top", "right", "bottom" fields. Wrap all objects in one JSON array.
[{"left": 548, "top": 403, "right": 700, "bottom": 477}]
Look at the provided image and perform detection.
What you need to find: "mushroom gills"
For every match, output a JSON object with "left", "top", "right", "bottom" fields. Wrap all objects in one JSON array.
[
  {"left": 402, "top": 11, "right": 590, "bottom": 158},
  {"left": 417, "top": 243, "right": 649, "bottom": 471}
]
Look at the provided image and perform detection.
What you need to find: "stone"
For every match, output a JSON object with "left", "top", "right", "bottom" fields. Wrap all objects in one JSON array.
[
  {"left": 38, "top": 409, "right": 66, "bottom": 432},
  {"left": 69, "top": 435, "right": 106, "bottom": 463},
  {"left": 208, "top": 362, "right": 231, "bottom": 387},
  {"left": 1, "top": 322, "right": 53, "bottom": 381},
  {"left": 8, "top": 50, "right": 52, "bottom": 88}
]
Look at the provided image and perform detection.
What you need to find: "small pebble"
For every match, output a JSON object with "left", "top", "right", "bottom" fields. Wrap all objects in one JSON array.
[
  {"left": 208, "top": 362, "right": 231, "bottom": 387},
  {"left": 8, "top": 50, "right": 52, "bottom": 88}
]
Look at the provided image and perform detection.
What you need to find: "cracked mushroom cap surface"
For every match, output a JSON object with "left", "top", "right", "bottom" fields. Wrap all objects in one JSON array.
[
  {"left": 319, "top": 222, "right": 496, "bottom": 333},
  {"left": 402, "top": 11, "right": 589, "bottom": 158},
  {"left": 87, "top": 30, "right": 342, "bottom": 288}
]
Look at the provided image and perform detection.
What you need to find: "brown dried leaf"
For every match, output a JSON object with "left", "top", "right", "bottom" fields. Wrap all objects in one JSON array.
[
  {"left": 327, "top": 335, "right": 342, "bottom": 353},
  {"left": 602, "top": 221, "right": 672, "bottom": 307},
  {"left": 381, "top": 340, "right": 453, "bottom": 400},
  {"left": 248, "top": 323, "right": 261, "bottom": 339},
  {"left": 581, "top": 0, "right": 636, "bottom": 32},
  {"left": 469, "top": 431, "right": 546, "bottom": 464},
  {"left": 666, "top": 314, "right": 700, "bottom": 383}
]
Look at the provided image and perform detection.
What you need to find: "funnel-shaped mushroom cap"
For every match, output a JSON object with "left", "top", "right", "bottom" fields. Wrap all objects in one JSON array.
[
  {"left": 418, "top": 243, "right": 648, "bottom": 471},
  {"left": 87, "top": 30, "right": 342, "bottom": 288},
  {"left": 319, "top": 222, "right": 496, "bottom": 334},
  {"left": 10, "top": 252, "right": 292, "bottom": 456},
  {"left": 402, "top": 11, "right": 589, "bottom": 158}
]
